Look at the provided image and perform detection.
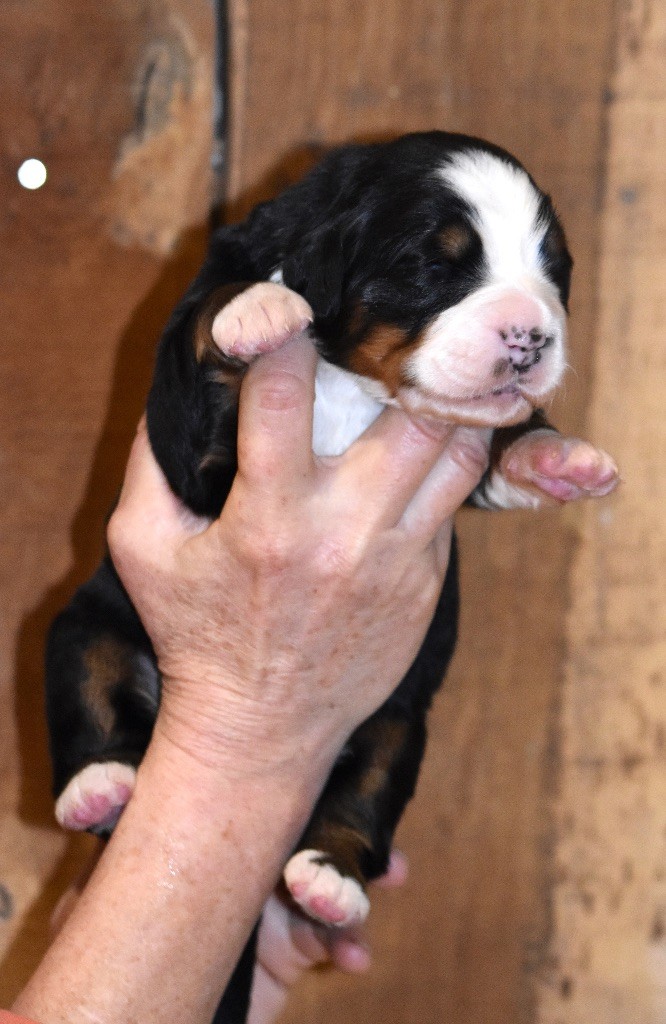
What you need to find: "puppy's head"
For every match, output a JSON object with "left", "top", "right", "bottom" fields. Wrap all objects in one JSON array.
[{"left": 281, "top": 133, "right": 572, "bottom": 428}]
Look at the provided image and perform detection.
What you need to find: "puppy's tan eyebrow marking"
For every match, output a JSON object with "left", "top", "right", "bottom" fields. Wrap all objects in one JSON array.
[{"left": 438, "top": 221, "right": 474, "bottom": 261}]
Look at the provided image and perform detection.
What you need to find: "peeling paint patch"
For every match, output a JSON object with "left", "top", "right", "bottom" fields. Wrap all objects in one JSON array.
[
  {"left": 133, "top": 33, "right": 193, "bottom": 142},
  {"left": 106, "top": 14, "right": 213, "bottom": 255},
  {"left": 619, "top": 186, "right": 639, "bottom": 205},
  {"left": 0, "top": 884, "right": 14, "bottom": 921}
]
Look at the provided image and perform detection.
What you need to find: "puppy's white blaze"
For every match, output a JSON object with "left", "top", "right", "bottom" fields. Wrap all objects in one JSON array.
[{"left": 439, "top": 150, "right": 550, "bottom": 284}]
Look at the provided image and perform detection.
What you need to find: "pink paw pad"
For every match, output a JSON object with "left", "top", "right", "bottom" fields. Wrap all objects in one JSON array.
[
  {"left": 55, "top": 762, "right": 137, "bottom": 833},
  {"left": 211, "top": 282, "right": 313, "bottom": 361},
  {"left": 283, "top": 849, "right": 370, "bottom": 928},
  {"left": 503, "top": 430, "right": 619, "bottom": 503}
]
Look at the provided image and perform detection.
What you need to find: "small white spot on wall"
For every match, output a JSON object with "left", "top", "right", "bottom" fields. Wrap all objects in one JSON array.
[{"left": 17, "top": 158, "right": 47, "bottom": 190}]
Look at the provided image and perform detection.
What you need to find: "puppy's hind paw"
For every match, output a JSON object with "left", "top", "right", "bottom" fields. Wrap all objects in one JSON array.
[
  {"left": 211, "top": 282, "right": 313, "bottom": 361},
  {"left": 55, "top": 761, "right": 136, "bottom": 835},
  {"left": 283, "top": 849, "right": 370, "bottom": 928}
]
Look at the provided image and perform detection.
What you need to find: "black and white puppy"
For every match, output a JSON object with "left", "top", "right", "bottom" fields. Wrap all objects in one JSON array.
[{"left": 46, "top": 131, "right": 617, "bottom": 1021}]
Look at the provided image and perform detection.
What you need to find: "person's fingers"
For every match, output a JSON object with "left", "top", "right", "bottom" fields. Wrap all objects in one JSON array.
[
  {"left": 335, "top": 406, "right": 456, "bottom": 528},
  {"left": 107, "top": 419, "right": 209, "bottom": 573},
  {"left": 250, "top": 893, "right": 331, "bottom": 1024},
  {"left": 399, "top": 426, "right": 492, "bottom": 543},
  {"left": 372, "top": 849, "right": 409, "bottom": 889},
  {"left": 324, "top": 851, "right": 408, "bottom": 971},
  {"left": 256, "top": 895, "right": 330, "bottom": 985},
  {"left": 235, "top": 332, "right": 317, "bottom": 502},
  {"left": 327, "top": 932, "right": 372, "bottom": 972}
]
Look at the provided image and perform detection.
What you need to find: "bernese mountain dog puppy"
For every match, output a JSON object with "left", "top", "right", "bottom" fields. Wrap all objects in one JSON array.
[{"left": 45, "top": 132, "right": 618, "bottom": 1022}]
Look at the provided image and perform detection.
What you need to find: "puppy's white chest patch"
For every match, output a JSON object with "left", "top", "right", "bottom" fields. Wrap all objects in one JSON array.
[{"left": 313, "top": 359, "right": 385, "bottom": 456}]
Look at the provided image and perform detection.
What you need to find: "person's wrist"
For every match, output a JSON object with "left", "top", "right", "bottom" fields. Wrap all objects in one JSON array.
[
  {"left": 131, "top": 722, "right": 331, "bottom": 903},
  {"left": 148, "top": 687, "right": 341, "bottom": 812},
  {"left": 153, "top": 661, "right": 353, "bottom": 785}
]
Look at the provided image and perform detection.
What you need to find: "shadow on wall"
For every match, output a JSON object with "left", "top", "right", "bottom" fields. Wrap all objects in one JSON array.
[{"left": 3, "top": 222, "right": 207, "bottom": 994}]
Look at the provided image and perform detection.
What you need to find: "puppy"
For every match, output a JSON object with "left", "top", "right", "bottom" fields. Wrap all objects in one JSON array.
[{"left": 46, "top": 132, "right": 617, "bottom": 1022}]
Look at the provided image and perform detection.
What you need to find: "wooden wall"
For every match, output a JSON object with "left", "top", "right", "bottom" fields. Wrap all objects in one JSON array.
[{"left": 0, "top": 1, "right": 663, "bottom": 1021}]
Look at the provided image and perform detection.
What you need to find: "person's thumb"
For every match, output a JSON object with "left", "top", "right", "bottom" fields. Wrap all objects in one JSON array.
[{"left": 107, "top": 418, "right": 209, "bottom": 576}]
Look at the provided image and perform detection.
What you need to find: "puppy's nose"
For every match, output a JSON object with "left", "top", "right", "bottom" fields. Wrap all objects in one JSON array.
[{"left": 499, "top": 325, "right": 554, "bottom": 373}]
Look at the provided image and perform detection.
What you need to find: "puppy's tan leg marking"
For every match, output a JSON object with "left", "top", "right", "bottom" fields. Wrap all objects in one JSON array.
[
  {"left": 81, "top": 635, "right": 134, "bottom": 737},
  {"left": 284, "top": 717, "right": 410, "bottom": 927}
]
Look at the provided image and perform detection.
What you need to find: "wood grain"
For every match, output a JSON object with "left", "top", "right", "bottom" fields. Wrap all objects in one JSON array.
[{"left": 537, "top": 3, "right": 666, "bottom": 1020}]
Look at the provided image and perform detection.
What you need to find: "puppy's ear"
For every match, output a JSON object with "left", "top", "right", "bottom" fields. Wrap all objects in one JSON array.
[{"left": 282, "top": 223, "right": 345, "bottom": 322}]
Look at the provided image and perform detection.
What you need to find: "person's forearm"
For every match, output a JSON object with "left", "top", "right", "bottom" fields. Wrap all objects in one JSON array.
[{"left": 14, "top": 723, "right": 329, "bottom": 1024}]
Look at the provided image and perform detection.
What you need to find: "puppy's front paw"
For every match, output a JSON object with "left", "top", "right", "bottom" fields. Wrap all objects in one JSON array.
[
  {"left": 55, "top": 762, "right": 136, "bottom": 835},
  {"left": 283, "top": 849, "right": 370, "bottom": 928},
  {"left": 502, "top": 429, "right": 619, "bottom": 503},
  {"left": 211, "top": 282, "right": 313, "bottom": 361}
]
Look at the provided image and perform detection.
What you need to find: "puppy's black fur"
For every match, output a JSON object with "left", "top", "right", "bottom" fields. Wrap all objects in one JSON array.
[{"left": 46, "top": 132, "right": 572, "bottom": 1024}]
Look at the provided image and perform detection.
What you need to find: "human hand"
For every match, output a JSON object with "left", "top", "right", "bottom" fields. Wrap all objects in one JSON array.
[{"left": 107, "top": 333, "right": 489, "bottom": 784}]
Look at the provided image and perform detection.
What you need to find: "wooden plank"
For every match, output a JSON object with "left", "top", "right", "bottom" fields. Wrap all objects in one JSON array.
[{"left": 537, "top": 4, "right": 666, "bottom": 1021}]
